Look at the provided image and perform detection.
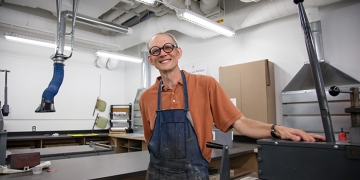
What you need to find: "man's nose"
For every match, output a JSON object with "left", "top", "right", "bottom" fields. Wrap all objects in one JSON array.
[{"left": 159, "top": 48, "right": 167, "bottom": 56}]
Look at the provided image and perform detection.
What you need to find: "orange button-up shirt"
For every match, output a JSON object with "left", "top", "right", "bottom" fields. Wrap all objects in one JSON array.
[{"left": 139, "top": 70, "right": 243, "bottom": 162}]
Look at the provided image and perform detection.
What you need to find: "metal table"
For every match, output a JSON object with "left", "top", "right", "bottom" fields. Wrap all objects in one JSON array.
[
  {"left": 1, "top": 142, "right": 257, "bottom": 180},
  {"left": 7, "top": 145, "right": 114, "bottom": 161}
]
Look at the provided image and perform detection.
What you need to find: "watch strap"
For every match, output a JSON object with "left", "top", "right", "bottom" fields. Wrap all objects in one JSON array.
[{"left": 271, "top": 124, "right": 279, "bottom": 138}]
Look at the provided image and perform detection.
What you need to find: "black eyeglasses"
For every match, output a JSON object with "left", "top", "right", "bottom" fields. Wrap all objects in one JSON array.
[{"left": 149, "top": 43, "right": 177, "bottom": 56}]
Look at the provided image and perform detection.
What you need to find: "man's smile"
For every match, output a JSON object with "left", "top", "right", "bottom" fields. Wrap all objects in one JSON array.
[{"left": 159, "top": 59, "right": 171, "bottom": 64}]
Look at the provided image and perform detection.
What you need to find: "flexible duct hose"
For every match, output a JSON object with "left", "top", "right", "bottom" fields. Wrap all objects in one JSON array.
[
  {"left": 35, "top": 63, "right": 64, "bottom": 112},
  {"left": 43, "top": 63, "right": 64, "bottom": 100}
]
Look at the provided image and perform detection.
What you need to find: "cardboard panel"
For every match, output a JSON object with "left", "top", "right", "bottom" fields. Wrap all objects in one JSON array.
[
  {"left": 219, "top": 65, "right": 242, "bottom": 110},
  {"left": 219, "top": 60, "right": 276, "bottom": 133},
  {"left": 266, "top": 61, "right": 276, "bottom": 125},
  {"left": 240, "top": 60, "right": 268, "bottom": 123}
]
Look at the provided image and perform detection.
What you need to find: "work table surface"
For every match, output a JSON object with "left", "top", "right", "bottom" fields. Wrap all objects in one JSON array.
[
  {"left": 8, "top": 145, "right": 113, "bottom": 157},
  {"left": 1, "top": 142, "right": 257, "bottom": 180},
  {"left": 7, "top": 133, "right": 109, "bottom": 141},
  {"left": 109, "top": 133, "right": 146, "bottom": 141}
]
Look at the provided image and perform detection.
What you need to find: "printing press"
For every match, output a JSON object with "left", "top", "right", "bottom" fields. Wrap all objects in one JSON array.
[{"left": 257, "top": 1, "right": 360, "bottom": 179}]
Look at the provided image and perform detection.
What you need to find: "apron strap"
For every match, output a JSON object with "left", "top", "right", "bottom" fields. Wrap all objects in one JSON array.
[
  {"left": 157, "top": 79, "right": 162, "bottom": 111},
  {"left": 181, "top": 70, "right": 189, "bottom": 111},
  {"left": 157, "top": 70, "right": 189, "bottom": 111}
]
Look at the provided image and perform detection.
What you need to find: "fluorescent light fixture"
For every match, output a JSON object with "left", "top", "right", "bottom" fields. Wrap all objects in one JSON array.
[
  {"left": 4, "top": 32, "right": 71, "bottom": 51},
  {"left": 176, "top": 9, "right": 236, "bottom": 37},
  {"left": 134, "top": 0, "right": 156, "bottom": 6},
  {"left": 96, "top": 50, "right": 143, "bottom": 63}
]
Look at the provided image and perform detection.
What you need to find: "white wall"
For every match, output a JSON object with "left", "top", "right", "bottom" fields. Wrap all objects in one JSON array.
[
  {"left": 0, "top": 32, "right": 126, "bottom": 132},
  {"left": 125, "top": 0, "right": 360, "bottom": 125}
]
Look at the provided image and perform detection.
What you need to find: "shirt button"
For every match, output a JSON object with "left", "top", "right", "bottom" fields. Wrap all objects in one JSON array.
[{"left": 173, "top": 100, "right": 176, "bottom": 102}]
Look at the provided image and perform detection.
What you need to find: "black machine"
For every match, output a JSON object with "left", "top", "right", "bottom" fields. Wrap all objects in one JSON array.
[
  {"left": 0, "top": 101, "right": 8, "bottom": 166},
  {"left": 257, "top": 0, "right": 359, "bottom": 179},
  {"left": 0, "top": 69, "right": 9, "bottom": 166}
]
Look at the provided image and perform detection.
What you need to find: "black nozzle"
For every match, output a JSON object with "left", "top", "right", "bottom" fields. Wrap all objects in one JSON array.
[
  {"left": 35, "top": 98, "right": 55, "bottom": 113},
  {"left": 329, "top": 86, "right": 340, "bottom": 96},
  {"left": 293, "top": 0, "right": 304, "bottom": 4},
  {"left": 1, "top": 105, "right": 9, "bottom": 116}
]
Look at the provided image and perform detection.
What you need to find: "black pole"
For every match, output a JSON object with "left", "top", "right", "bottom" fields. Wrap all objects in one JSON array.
[
  {"left": 0, "top": 69, "right": 10, "bottom": 116},
  {"left": 294, "top": 0, "right": 335, "bottom": 143}
]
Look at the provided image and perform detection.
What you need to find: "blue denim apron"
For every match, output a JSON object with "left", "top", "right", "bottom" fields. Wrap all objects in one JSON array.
[{"left": 146, "top": 71, "right": 209, "bottom": 180}]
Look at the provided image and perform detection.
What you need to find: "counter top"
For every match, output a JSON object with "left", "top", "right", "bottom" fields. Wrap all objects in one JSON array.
[
  {"left": 1, "top": 142, "right": 257, "bottom": 180},
  {"left": 8, "top": 145, "right": 112, "bottom": 157},
  {"left": 7, "top": 133, "right": 109, "bottom": 141},
  {"left": 108, "top": 133, "right": 145, "bottom": 141}
]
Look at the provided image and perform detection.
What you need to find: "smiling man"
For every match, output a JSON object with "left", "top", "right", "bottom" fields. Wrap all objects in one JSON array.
[{"left": 139, "top": 32, "right": 325, "bottom": 180}]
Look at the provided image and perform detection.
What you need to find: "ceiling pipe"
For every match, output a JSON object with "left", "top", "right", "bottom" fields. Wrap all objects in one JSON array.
[
  {"left": 162, "top": 0, "right": 187, "bottom": 9},
  {"left": 103, "top": 8, "right": 127, "bottom": 22},
  {"left": 0, "top": 0, "right": 343, "bottom": 51},
  {"left": 141, "top": 51, "right": 151, "bottom": 89},
  {"left": 115, "top": 0, "right": 342, "bottom": 50},
  {"left": 190, "top": 1, "right": 205, "bottom": 15},
  {"left": 114, "top": 14, "right": 218, "bottom": 50},
  {"left": 154, "top": 6, "right": 175, "bottom": 16},
  {"left": 120, "top": 0, "right": 135, "bottom": 6},
  {"left": 0, "top": 7, "right": 124, "bottom": 49},
  {"left": 134, "top": 4, "right": 163, "bottom": 14},
  {"left": 200, "top": 0, "right": 219, "bottom": 15},
  {"left": 123, "top": 1, "right": 142, "bottom": 10},
  {"left": 305, "top": 6, "right": 324, "bottom": 61},
  {"left": 63, "top": 10, "right": 132, "bottom": 35},
  {"left": 113, "top": 10, "right": 138, "bottom": 25}
]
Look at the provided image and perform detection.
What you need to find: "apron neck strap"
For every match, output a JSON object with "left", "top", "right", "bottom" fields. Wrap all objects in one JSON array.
[{"left": 157, "top": 70, "right": 189, "bottom": 111}]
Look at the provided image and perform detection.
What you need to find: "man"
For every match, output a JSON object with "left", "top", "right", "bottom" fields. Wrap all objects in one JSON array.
[{"left": 139, "top": 32, "right": 325, "bottom": 179}]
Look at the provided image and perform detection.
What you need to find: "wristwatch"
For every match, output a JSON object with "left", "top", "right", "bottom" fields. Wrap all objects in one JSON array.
[{"left": 271, "top": 124, "right": 280, "bottom": 138}]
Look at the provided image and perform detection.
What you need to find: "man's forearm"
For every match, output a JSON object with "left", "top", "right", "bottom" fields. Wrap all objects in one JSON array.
[
  {"left": 232, "top": 116, "right": 274, "bottom": 139},
  {"left": 232, "top": 116, "right": 325, "bottom": 142}
]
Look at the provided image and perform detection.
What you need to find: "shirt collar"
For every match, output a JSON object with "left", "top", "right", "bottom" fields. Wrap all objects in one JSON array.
[{"left": 156, "top": 71, "right": 187, "bottom": 91}]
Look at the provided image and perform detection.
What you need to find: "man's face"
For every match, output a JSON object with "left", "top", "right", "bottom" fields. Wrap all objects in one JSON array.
[{"left": 147, "top": 34, "right": 182, "bottom": 72}]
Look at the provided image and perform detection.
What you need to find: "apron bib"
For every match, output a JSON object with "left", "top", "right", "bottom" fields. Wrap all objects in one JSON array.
[{"left": 146, "top": 71, "right": 209, "bottom": 180}]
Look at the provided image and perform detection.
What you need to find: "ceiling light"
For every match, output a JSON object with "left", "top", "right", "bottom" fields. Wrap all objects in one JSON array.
[
  {"left": 106, "top": 59, "right": 119, "bottom": 70},
  {"left": 176, "top": 9, "right": 236, "bottom": 37},
  {"left": 94, "top": 57, "right": 108, "bottom": 68},
  {"left": 95, "top": 50, "right": 143, "bottom": 63},
  {"left": 4, "top": 32, "right": 71, "bottom": 51},
  {"left": 134, "top": 0, "right": 156, "bottom": 6}
]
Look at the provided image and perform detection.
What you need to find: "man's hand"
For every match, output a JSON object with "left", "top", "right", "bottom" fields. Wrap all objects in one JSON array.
[{"left": 275, "top": 125, "right": 326, "bottom": 142}]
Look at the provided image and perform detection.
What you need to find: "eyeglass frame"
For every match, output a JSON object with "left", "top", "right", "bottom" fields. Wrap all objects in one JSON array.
[{"left": 149, "top": 43, "right": 178, "bottom": 56}]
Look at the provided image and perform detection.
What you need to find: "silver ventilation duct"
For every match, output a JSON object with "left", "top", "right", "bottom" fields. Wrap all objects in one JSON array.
[
  {"left": 133, "top": 51, "right": 151, "bottom": 134},
  {"left": 35, "top": 0, "right": 133, "bottom": 113},
  {"left": 141, "top": 51, "right": 151, "bottom": 89},
  {"left": 282, "top": 20, "right": 360, "bottom": 138}
]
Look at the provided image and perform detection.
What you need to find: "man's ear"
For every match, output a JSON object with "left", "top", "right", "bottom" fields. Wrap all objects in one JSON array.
[
  {"left": 148, "top": 55, "right": 155, "bottom": 65},
  {"left": 176, "top": 47, "right": 182, "bottom": 59}
]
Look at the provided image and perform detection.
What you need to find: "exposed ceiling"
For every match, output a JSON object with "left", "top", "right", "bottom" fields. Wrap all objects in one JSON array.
[
  {"left": 0, "top": 0, "right": 343, "bottom": 52},
  {"left": 0, "top": 0, "right": 231, "bottom": 50}
]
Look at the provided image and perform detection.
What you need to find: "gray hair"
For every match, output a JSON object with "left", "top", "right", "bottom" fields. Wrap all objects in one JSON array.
[{"left": 146, "top": 32, "right": 179, "bottom": 50}]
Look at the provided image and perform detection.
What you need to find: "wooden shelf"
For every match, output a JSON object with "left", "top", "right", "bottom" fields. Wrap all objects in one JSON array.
[
  {"left": 6, "top": 134, "right": 111, "bottom": 150},
  {"left": 109, "top": 134, "right": 147, "bottom": 154},
  {"left": 209, "top": 153, "right": 257, "bottom": 178}
]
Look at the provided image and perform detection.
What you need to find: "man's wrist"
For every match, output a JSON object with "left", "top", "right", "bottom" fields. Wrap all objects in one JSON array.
[{"left": 271, "top": 124, "right": 280, "bottom": 138}]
